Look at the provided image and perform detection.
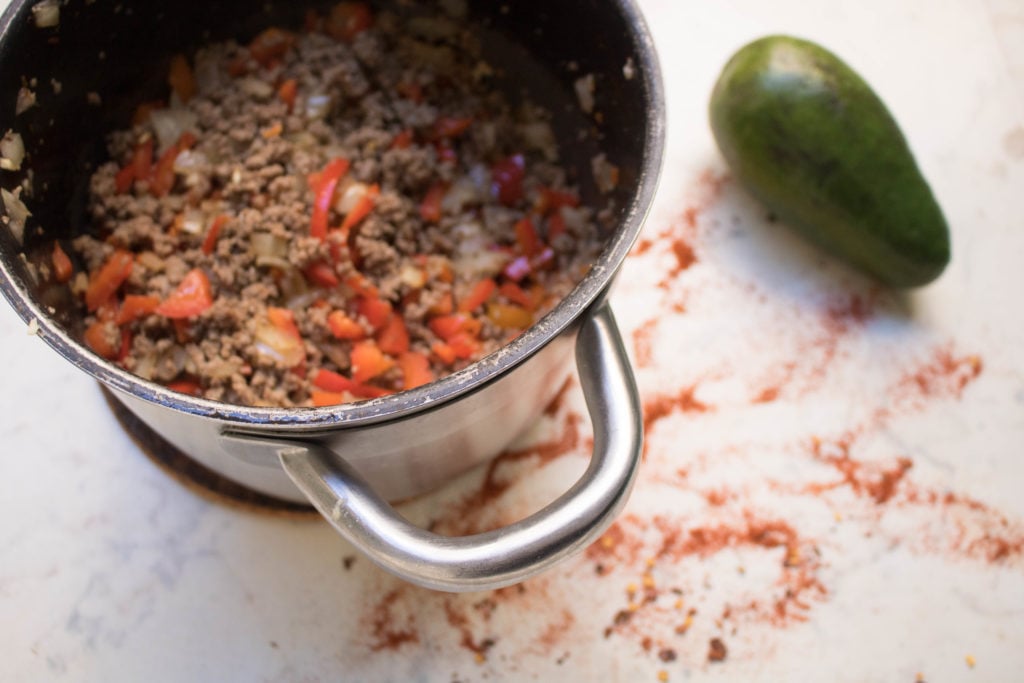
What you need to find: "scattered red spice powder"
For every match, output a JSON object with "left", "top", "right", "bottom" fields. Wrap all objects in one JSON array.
[
  {"left": 366, "top": 588, "right": 419, "bottom": 651},
  {"left": 632, "top": 317, "right": 659, "bottom": 368},
  {"left": 349, "top": 167, "right": 1018, "bottom": 679},
  {"left": 806, "top": 433, "right": 914, "bottom": 504}
]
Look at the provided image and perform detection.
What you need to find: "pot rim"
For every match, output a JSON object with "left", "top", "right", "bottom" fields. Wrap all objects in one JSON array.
[{"left": 0, "top": 0, "right": 665, "bottom": 430}]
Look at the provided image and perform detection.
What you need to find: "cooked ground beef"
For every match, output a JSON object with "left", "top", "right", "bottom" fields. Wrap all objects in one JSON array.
[{"left": 69, "top": 4, "right": 608, "bottom": 408}]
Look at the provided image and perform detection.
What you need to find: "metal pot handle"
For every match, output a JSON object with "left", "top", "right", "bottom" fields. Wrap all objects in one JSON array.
[{"left": 234, "top": 304, "right": 641, "bottom": 592}]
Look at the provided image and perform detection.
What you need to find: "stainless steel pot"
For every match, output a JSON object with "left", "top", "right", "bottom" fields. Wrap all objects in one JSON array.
[{"left": 0, "top": 0, "right": 664, "bottom": 591}]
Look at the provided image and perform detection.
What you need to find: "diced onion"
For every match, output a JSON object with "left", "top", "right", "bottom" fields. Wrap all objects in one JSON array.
[
  {"left": 574, "top": 74, "right": 595, "bottom": 114},
  {"left": 173, "top": 149, "right": 207, "bottom": 173},
  {"left": 440, "top": 176, "right": 479, "bottom": 213},
  {"left": 591, "top": 153, "right": 620, "bottom": 194},
  {"left": 254, "top": 320, "right": 305, "bottom": 367},
  {"left": 150, "top": 108, "right": 197, "bottom": 152},
  {"left": 519, "top": 121, "right": 557, "bottom": 161},
  {"left": 180, "top": 209, "right": 205, "bottom": 235},
  {"left": 0, "top": 130, "right": 25, "bottom": 171},
  {"left": 238, "top": 77, "right": 274, "bottom": 100},
  {"left": 399, "top": 264, "right": 426, "bottom": 289},
  {"left": 2, "top": 187, "right": 30, "bottom": 244},
  {"left": 31, "top": 0, "right": 59, "bottom": 28},
  {"left": 451, "top": 222, "right": 506, "bottom": 276},
  {"left": 15, "top": 88, "right": 36, "bottom": 116},
  {"left": 335, "top": 181, "right": 368, "bottom": 215},
  {"left": 254, "top": 255, "right": 293, "bottom": 271},
  {"left": 305, "top": 93, "right": 333, "bottom": 120},
  {"left": 250, "top": 232, "right": 288, "bottom": 258},
  {"left": 560, "top": 205, "right": 588, "bottom": 232}
]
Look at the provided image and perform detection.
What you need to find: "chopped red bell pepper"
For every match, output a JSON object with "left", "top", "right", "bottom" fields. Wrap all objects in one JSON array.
[
  {"left": 534, "top": 187, "right": 580, "bottom": 215},
  {"left": 498, "top": 281, "right": 533, "bottom": 309},
  {"left": 514, "top": 217, "right": 543, "bottom": 257},
  {"left": 326, "top": 2, "right": 373, "bottom": 42},
  {"left": 446, "top": 332, "right": 480, "bottom": 359},
  {"left": 249, "top": 27, "right": 296, "bottom": 68},
  {"left": 304, "top": 260, "right": 340, "bottom": 288},
  {"left": 166, "top": 379, "right": 203, "bottom": 396},
  {"left": 267, "top": 307, "right": 302, "bottom": 340},
  {"left": 168, "top": 54, "right": 197, "bottom": 103},
  {"left": 114, "top": 165, "right": 136, "bottom": 195},
  {"left": 150, "top": 140, "right": 182, "bottom": 198},
  {"left": 547, "top": 210, "right": 567, "bottom": 241},
  {"left": 419, "top": 181, "right": 448, "bottom": 223},
  {"left": 132, "top": 138, "right": 154, "bottom": 183},
  {"left": 390, "top": 129, "right": 414, "bottom": 150},
  {"left": 310, "top": 158, "right": 351, "bottom": 240},
  {"left": 487, "top": 302, "right": 533, "bottom": 329},
  {"left": 327, "top": 310, "right": 366, "bottom": 340},
  {"left": 83, "top": 320, "right": 121, "bottom": 360},
  {"left": 311, "top": 389, "right": 346, "bottom": 407},
  {"left": 350, "top": 340, "right": 393, "bottom": 383},
  {"left": 428, "top": 313, "right": 481, "bottom": 341},
  {"left": 345, "top": 273, "right": 379, "bottom": 299},
  {"left": 313, "top": 368, "right": 356, "bottom": 393},
  {"left": 85, "top": 250, "right": 135, "bottom": 312},
  {"left": 278, "top": 79, "right": 298, "bottom": 113},
  {"left": 155, "top": 269, "right": 213, "bottom": 319},
  {"left": 357, "top": 295, "right": 392, "bottom": 331},
  {"left": 340, "top": 183, "right": 379, "bottom": 233},
  {"left": 431, "top": 341, "right": 457, "bottom": 365},
  {"left": 491, "top": 154, "right": 525, "bottom": 206},
  {"left": 431, "top": 116, "right": 472, "bottom": 140},
  {"left": 201, "top": 214, "right": 230, "bottom": 255},
  {"left": 52, "top": 242, "right": 73, "bottom": 284},
  {"left": 376, "top": 314, "right": 410, "bottom": 355},
  {"left": 399, "top": 351, "right": 434, "bottom": 390},
  {"left": 116, "top": 294, "right": 161, "bottom": 325},
  {"left": 458, "top": 278, "right": 496, "bottom": 313}
]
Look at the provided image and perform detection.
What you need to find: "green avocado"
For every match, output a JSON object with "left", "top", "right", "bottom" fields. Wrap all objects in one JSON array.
[{"left": 709, "top": 35, "right": 950, "bottom": 287}]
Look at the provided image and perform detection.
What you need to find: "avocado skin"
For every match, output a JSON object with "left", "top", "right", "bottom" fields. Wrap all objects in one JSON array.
[{"left": 709, "top": 35, "right": 950, "bottom": 287}]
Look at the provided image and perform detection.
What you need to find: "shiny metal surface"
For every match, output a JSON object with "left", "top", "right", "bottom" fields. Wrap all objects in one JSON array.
[{"left": 222, "top": 305, "right": 641, "bottom": 591}]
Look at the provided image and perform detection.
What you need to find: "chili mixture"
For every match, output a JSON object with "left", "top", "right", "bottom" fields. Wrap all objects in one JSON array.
[{"left": 60, "top": 3, "right": 611, "bottom": 407}]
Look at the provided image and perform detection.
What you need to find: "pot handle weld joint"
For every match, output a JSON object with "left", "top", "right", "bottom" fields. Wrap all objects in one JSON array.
[{"left": 225, "top": 304, "right": 642, "bottom": 592}]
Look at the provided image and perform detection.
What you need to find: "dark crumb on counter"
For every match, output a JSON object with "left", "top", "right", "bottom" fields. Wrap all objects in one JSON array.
[
  {"left": 658, "top": 648, "right": 677, "bottom": 663},
  {"left": 708, "top": 637, "right": 728, "bottom": 662},
  {"left": 342, "top": 555, "right": 356, "bottom": 570}
]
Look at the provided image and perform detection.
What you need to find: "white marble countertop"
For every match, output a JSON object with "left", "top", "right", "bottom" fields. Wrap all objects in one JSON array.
[{"left": 3, "top": 0, "right": 1023, "bottom": 681}]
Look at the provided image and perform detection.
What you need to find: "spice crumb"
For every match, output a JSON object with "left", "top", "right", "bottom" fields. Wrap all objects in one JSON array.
[
  {"left": 708, "top": 637, "right": 728, "bottom": 662},
  {"left": 656, "top": 670, "right": 669, "bottom": 682},
  {"left": 474, "top": 653, "right": 486, "bottom": 664},
  {"left": 965, "top": 654, "right": 976, "bottom": 668},
  {"left": 915, "top": 672, "right": 926, "bottom": 682}
]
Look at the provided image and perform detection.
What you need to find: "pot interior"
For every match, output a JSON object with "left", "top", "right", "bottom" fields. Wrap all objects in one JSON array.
[{"left": 0, "top": 0, "right": 660, "bottom": 420}]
